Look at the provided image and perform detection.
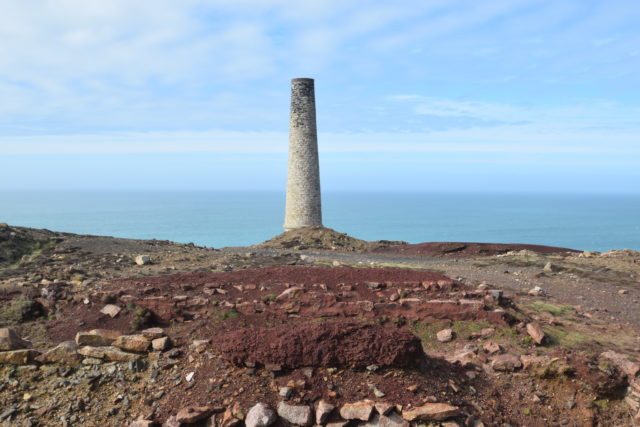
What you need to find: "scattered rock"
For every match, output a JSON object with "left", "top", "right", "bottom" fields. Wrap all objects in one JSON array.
[
  {"left": 245, "top": 403, "right": 277, "bottom": 427},
  {"left": 77, "top": 346, "right": 142, "bottom": 361},
  {"left": 100, "top": 304, "right": 122, "bottom": 318},
  {"left": 75, "top": 329, "right": 122, "bottom": 346},
  {"left": 480, "top": 328, "right": 495, "bottom": 337},
  {"left": 315, "top": 400, "right": 335, "bottom": 424},
  {"left": 36, "top": 341, "right": 81, "bottom": 365},
  {"left": 152, "top": 336, "right": 172, "bottom": 351},
  {"left": 279, "top": 387, "right": 293, "bottom": 399},
  {"left": 340, "top": 401, "right": 374, "bottom": 421},
  {"left": 483, "top": 341, "right": 502, "bottom": 354},
  {"left": 491, "top": 354, "right": 522, "bottom": 371},
  {"left": 113, "top": 334, "right": 151, "bottom": 352},
  {"left": 375, "top": 402, "right": 394, "bottom": 416},
  {"left": 277, "top": 402, "right": 312, "bottom": 426},
  {"left": 364, "top": 412, "right": 409, "bottom": 427},
  {"left": 163, "top": 415, "right": 180, "bottom": 427},
  {"left": 401, "top": 403, "right": 460, "bottom": 421},
  {"left": 487, "top": 290, "right": 503, "bottom": 300},
  {"left": 526, "top": 323, "right": 546, "bottom": 345},
  {"left": 141, "top": 327, "right": 165, "bottom": 340},
  {"left": 0, "top": 328, "right": 31, "bottom": 351},
  {"left": 600, "top": 351, "right": 640, "bottom": 378},
  {"left": 372, "top": 387, "right": 385, "bottom": 398},
  {"left": 528, "top": 286, "right": 545, "bottom": 296},
  {"left": 276, "top": 287, "right": 304, "bottom": 301},
  {"left": 437, "top": 329, "right": 453, "bottom": 343},
  {"left": 220, "top": 403, "right": 244, "bottom": 427},
  {"left": 0, "top": 349, "right": 41, "bottom": 365},
  {"left": 619, "top": 289, "right": 629, "bottom": 295},
  {"left": 135, "top": 255, "right": 151, "bottom": 265},
  {"left": 176, "top": 406, "right": 214, "bottom": 424}
]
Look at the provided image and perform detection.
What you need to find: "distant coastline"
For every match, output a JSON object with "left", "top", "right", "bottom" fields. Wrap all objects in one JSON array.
[{"left": 1, "top": 190, "right": 639, "bottom": 251}]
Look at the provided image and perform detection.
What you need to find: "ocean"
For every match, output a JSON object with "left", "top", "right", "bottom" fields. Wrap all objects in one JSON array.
[{"left": 1, "top": 191, "right": 639, "bottom": 252}]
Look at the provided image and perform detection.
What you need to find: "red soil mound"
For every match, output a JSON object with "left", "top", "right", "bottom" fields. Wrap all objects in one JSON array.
[
  {"left": 217, "top": 320, "right": 425, "bottom": 368},
  {"left": 376, "top": 242, "right": 579, "bottom": 257}
]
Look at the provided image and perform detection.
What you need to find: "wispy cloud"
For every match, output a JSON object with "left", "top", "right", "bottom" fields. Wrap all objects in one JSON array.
[{"left": 0, "top": 0, "right": 639, "bottom": 165}]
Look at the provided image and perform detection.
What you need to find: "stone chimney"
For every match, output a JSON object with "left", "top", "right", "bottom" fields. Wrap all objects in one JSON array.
[{"left": 284, "top": 78, "right": 322, "bottom": 231}]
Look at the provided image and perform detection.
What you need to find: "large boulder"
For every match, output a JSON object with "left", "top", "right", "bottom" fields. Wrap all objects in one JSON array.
[
  {"left": 0, "top": 328, "right": 31, "bottom": 351},
  {"left": 401, "top": 403, "right": 460, "bottom": 422},
  {"left": 113, "top": 335, "right": 150, "bottom": 352},
  {"left": 37, "top": 341, "right": 81, "bottom": 365},
  {"left": 75, "top": 329, "right": 122, "bottom": 346},
  {"left": 77, "top": 346, "right": 142, "bottom": 361},
  {"left": 600, "top": 351, "right": 640, "bottom": 378},
  {"left": 0, "top": 349, "right": 41, "bottom": 365}
]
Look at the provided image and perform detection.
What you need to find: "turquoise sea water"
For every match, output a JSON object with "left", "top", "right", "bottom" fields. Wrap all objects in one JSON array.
[{"left": 0, "top": 191, "right": 639, "bottom": 252}]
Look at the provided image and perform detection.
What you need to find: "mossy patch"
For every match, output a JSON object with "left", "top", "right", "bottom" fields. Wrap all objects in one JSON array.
[
  {"left": 262, "top": 294, "right": 277, "bottom": 303},
  {"left": 534, "top": 359, "right": 575, "bottom": 379},
  {"left": 0, "top": 298, "right": 45, "bottom": 326},
  {"left": 129, "top": 306, "right": 153, "bottom": 331},
  {"left": 528, "top": 301, "right": 574, "bottom": 317},
  {"left": 412, "top": 320, "right": 492, "bottom": 349},
  {"left": 543, "top": 325, "right": 589, "bottom": 347},
  {"left": 219, "top": 309, "right": 239, "bottom": 321}
]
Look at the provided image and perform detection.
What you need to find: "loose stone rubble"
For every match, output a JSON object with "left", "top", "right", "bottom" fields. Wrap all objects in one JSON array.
[{"left": 1, "top": 223, "right": 639, "bottom": 426}]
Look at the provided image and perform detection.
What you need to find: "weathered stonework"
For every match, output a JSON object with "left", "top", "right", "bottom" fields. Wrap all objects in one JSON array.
[{"left": 284, "top": 78, "right": 322, "bottom": 231}]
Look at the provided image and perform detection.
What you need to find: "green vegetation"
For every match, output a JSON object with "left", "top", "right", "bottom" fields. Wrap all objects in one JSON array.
[
  {"left": 0, "top": 297, "right": 45, "bottom": 325},
  {"left": 393, "top": 317, "right": 406, "bottom": 328},
  {"left": 528, "top": 301, "right": 574, "bottom": 317},
  {"left": 376, "top": 315, "right": 389, "bottom": 325},
  {"left": 262, "top": 294, "right": 278, "bottom": 303},
  {"left": 523, "top": 408, "right": 531, "bottom": 416},
  {"left": 535, "top": 359, "right": 575, "bottom": 379},
  {"left": 598, "top": 360, "right": 615, "bottom": 375},
  {"left": 412, "top": 320, "right": 492, "bottom": 349},
  {"left": 593, "top": 399, "right": 609, "bottom": 410},
  {"left": 130, "top": 306, "right": 153, "bottom": 331},
  {"left": 1, "top": 237, "right": 58, "bottom": 270},
  {"left": 543, "top": 325, "right": 589, "bottom": 347},
  {"left": 219, "top": 309, "right": 239, "bottom": 321}
]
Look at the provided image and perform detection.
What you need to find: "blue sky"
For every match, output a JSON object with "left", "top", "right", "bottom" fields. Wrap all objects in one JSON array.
[{"left": 1, "top": 0, "right": 639, "bottom": 192}]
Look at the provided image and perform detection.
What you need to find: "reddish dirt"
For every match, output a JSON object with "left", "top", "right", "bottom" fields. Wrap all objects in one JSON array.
[
  {"left": 45, "top": 304, "right": 136, "bottom": 344},
  {"left": 113, "top": 265, "right": 453, "bottom": 287},
  {"left": 43, "top": 266, "right": 510, "bottom": 345},
  {"left": 217, "top": 320, "right": 425, "bottom": 368},
  {"left": 376, "top": 241, "right": 579, "bottom": 257}
]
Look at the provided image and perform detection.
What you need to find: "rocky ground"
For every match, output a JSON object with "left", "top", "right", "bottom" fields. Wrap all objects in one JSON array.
[{"left": 1, "top": 223, "right": 639, "bottom": 426}]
